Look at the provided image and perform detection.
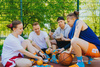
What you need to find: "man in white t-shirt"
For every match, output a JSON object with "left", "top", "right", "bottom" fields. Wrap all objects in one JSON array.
[{"left": 28, "top": 22, "right": 52, "bottom": 60}]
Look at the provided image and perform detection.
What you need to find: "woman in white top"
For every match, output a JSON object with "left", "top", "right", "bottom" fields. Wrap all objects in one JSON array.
[{"left": 1, "top": 20, "right": 45, "bottom": 67}]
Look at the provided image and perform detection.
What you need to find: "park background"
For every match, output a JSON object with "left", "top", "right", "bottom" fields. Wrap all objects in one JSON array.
[{"left": 0, "top": 0, "right": 100, "bottom": 56}]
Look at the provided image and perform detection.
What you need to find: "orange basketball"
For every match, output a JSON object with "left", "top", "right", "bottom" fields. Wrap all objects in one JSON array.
[
  {"left": 37, "top": 60, "right": 43, "bottom": 65},
  {"left": 46, "top": 49, "right": 51, "bottom": 54},
  {"left": 59, "top": 53, "right": 73, "bottom": 66}
]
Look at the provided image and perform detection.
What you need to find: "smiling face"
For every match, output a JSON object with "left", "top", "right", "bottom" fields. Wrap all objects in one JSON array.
[
  {"left": 33, "top": 25, "right": 40, "bottom": 35},
  {"left": 13, "top": 23, "right": 23, "bottom": 35},
  {"left": 58, "top": 20, "right": 65, "bottom": 29},
  {"left": 67, "top": 16, "right": 76, "bottom": 27}
]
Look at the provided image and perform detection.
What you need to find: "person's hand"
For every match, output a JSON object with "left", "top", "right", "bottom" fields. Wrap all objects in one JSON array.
[
  {"left": 37, "top": 56, "right": 43, "bottom": 61},
  {"left": 46, "top": 47, "right": 52, "bottom": 54},
  {"left": 47, "top": 47, "right": 52, "bottom": 52},
  {"left": 49, "top": 30, "right": 53, "bottom": 36},
  {"left": 50, "top": 40, "right": 56, "bottom": 45},
  {"left": 62, "top": 50, "right": 71, "bottom": 54},
  {"left": 60, "top": 34, "right": 66, "bottom": 41},
  {"left": 61, "top": 37, "right": 66, "bottom": 41},
  {"left": 57, "top": 48, "right": 64, "bottom": 53},
  {"left": 39, "top": 52, "right": 46, "bottom": 59}
]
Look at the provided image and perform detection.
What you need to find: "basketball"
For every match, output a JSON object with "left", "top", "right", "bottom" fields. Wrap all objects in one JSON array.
[
  {"left": 59, "top": 52, "right": 73, "bottom": 66},
  {"left": 46, "top": 49, "right": 51, "bottom": 54},
  {"left": 37, "top": 60, "right": 43, "bottom": 65}
]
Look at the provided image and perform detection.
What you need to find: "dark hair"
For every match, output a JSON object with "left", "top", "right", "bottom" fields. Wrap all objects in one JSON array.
[
  {"left": 7, "top": 20, "right": 22, "bottom": 30},
  {"left": 57, "top": 16, "right": 65, "bottom": 21},
  {"left": 67, "top": 11, "right": 79, "bottom": 19},
  {"left": 33, "top": 22, "right": 39, "bottom": 26}
]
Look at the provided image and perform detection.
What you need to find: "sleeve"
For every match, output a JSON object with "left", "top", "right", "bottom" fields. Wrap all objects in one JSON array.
[
  {"left": 28, "top": 32, "right": 33, "bottom": 41},
  {"left": 66, "top": 25, "right": 71, "bottom": 38},
  {"left": 43, "top": 32, "right": 48, "bottom": 38},
  {"left": 19, "top": 35, "right": 24, "bottom": 43},
  {"left": 52, "top": 28, "right": 59, "bottom": 38},
  {"left": 9, "top": 40, "right": 23, "bottom": 51}
]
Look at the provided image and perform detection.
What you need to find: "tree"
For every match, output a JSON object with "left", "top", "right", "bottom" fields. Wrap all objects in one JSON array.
[
  {"left": 0, "top": 0, "right": 77, "bottom": 37},
  {"left": 80, "top": 0, "right": 99, "bottom": 36}
]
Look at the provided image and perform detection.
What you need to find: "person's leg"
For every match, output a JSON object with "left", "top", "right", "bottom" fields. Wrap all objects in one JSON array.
[
  {"left": 15, "top": 58, "right": 32, "bottom": 67},
  {"left": 50, "top": 40, "right": 59, "bottom": 63},
  {"left": 21, "top": 40, "right": 39, "bottom": 54},
  {"left": 21, "top": 40, "right": 39, "bottom": 61},
  {"left": 86, "top": 56, "right": 93, "bottom": 64},
  {"left": 32, "top": 41, "right": 43, "bottom": 52},
  {"left": 85, "top": 43, "right": 100, "bottom": 64},
  {"left": 71, "top": 37, "right": 88, "bottom": 56},
  {"left": 69, "top": 37, "right": 89, "bottom": 67},
  {"left": 50, "top": 39, "right": 57, "bottom": 51}
]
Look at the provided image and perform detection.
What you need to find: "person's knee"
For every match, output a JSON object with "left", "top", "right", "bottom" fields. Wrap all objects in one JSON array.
[
  {"left": 16, "top": 59, "right": 32, "bottom": 67},
  {"left": 71, "top": 37, "right": 78, "bottom": 45},
  {"left": 23, "top": 39, "right": 30, "bottom": 44},
  {"left": 32, "top": 41, "right": 36, "bottom": 46},
  {"left": 25, "top": 60, "right": 32, "bottom": 67}
]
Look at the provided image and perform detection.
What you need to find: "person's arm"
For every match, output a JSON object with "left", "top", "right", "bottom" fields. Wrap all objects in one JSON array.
[
  {"left": 18, "top": 49, "right": 43, "bottom": 60},
  {"left": 62, "top": 45, "right": 73, "bottom": 54},
  {"left": 32, "top": 41, "right": 44, "bottom": 53},
  {"left": 62, "top": 21, "right": 83, "bottom": 53},
  {"left": 73, "top": 20, "right": 83, "bottom": 38},
  {"left": 57, "top": 34, "right": 71, "bottom": 53},
  {"left": 57, "top": 43, "right": 71, "bottom": 53},
  {"left": 49, "top": 31, "right": 54, "bottom": 40},
  {"left": 61, "top": 37, "right": 71, "bottom": 41},
  {"left": 49, "top": 28, "right": 59, "bottom": 40},
  {"left": 45, "top": 36, "right": 52, "bottom": 48},
  {"left": 57, "top": 37, "right": 71, "bottom": 53},
  {"left": 28, "top": 32, "right": 44, "bottom": 53},
  {"left": 28, "top": 39, "right": 44, "bottom": 53}
]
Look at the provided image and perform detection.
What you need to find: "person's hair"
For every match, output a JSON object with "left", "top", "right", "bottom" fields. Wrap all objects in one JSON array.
[
  {"left": 67, "top": 11, "right": 79, "bottom": 19},
  {"left": 57, "top": 16, "right": 65, "bottom": 21},
  {"left": 33, "top": 22, "right": 39, "bottom": 26},
  {"left": 7, "top": 20, "right": 22, "bottom": 30}
]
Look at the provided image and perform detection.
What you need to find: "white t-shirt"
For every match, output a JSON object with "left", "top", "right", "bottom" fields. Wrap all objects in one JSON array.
[
  {"left": 28, "top": 31, "right": 48, "bottom": 49},
  {"left": 1, "top": 34, "right": 24, "bottom": 66}
]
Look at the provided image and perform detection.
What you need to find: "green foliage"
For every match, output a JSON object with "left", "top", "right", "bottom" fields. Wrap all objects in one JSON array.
[
  {"left": 0, "top": 0, "right": 100, "bottom": 55},
  {"left": 80, "top": 0, "right": 100, "bottom": 36},
  {"left": 0, "top": 0, "right": 77, "bottom": 37}
]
